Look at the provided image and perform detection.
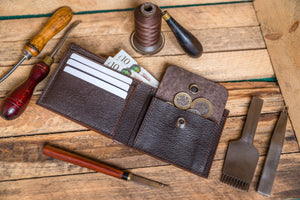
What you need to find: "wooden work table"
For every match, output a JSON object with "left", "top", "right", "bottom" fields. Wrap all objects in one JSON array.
[{"left": 0, "top": 0, "right": 299, "bottom": 199}]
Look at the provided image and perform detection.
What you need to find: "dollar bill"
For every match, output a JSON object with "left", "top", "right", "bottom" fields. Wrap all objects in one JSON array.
[
  {"left": 113, "top": 49, "right": 159, "bottom": 87},
  {"left": 104, "top": 56, "right": 155, "bottom": 87}
]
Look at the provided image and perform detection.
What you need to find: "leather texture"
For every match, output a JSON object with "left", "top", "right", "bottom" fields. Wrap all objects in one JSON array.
[
  {"left": 156, "top": 65, "right": 228, "bottom": 123},
  {"left": 37, "top": 44, "right": 229, "bottom": 178},
  {"left": 134, "top": 97, "right": 228, "bottom": 177}
]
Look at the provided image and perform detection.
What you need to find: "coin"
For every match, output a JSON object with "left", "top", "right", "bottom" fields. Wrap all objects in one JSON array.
[
  {"left": 174, "top": 92, "right": 192, "bottom": 110},
  {"left": 190, "top": 98, "right": 213, "bottom": 118}
]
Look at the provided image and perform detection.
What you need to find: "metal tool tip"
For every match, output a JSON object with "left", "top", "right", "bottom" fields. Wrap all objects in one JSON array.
[{"left": 73, "top": 20, "right": 82, "bottom": 26}]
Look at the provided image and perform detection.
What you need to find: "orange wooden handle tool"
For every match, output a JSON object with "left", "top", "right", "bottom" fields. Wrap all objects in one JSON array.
[
  {"left": 24, "top": 6, "right": 73, "bottom": 57},
  {"left": 43, "top": 145, "right": 125, "bottom": 179}
]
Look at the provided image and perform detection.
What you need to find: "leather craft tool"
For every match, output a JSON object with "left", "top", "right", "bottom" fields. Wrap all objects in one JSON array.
[
  {"left": 0, "top": 6, "right": 73, "bottom": 83},
  {"left": 257, "top": 108, "right": 288, "bottom": 197},
  {"left": 1, "top": 20, "right": 81, "bottom": 120},
  {"left": 162, "top": 11, "right": 203, "bottom": 58},
  {"left": 43, "top": 145, "right": 167, "bottom": 189},
  {"left": 221, "top": 97, "right": 263, "bottom": 191}
]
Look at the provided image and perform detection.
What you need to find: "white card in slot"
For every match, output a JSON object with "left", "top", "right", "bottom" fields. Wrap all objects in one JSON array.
[
  {"left": 67, "top": 58, "right": 130, "bottom": 91},
  {"left": 70, "top": 53, "right": 132, "bottom": 85},
  {"left": 64, "top": 66, "right": 128, "bottom": 99}
]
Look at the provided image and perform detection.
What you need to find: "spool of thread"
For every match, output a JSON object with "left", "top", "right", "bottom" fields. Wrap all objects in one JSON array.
[{"left": 130, "top": 2, "right": 165, "bottom": 55}]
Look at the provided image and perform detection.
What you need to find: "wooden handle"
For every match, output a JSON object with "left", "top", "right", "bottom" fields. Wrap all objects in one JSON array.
[
  {"left": 0, "top": 61, "right": 50, "bottom": 120},
  {"left": 43, "top": 145, "right": 125, "bottom": 179},
  {"left": 24, "top": 6, "right": 73, "bottom": 57}
]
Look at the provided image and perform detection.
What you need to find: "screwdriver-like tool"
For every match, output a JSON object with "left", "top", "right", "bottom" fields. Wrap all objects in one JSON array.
[
  {"left": 43, "top": 145, "right": 168, "bottom": 189},
  {"left": 0, "top": 20, "right": 81, "bottom": 120},
  {"left": 0, "top": 6, "right": 73, "bottom": 83}
]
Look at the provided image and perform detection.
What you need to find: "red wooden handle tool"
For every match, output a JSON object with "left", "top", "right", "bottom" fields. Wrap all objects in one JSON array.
[
  {"left": 0, "top": 21, "right": 81, "bottom": 120},
  {"left": 43, "top": 145, "right": 167, "bottom": 188},
  {"left": 1, "top": 62, "right": 50, "bottom": 120},
  {"left": 43, "top": 145, "right": 124, "bottom": 179}
]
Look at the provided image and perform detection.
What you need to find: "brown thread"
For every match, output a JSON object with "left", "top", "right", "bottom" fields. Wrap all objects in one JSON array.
[{"left": 134, "top": 2, "right": 162, "bottom": 47}]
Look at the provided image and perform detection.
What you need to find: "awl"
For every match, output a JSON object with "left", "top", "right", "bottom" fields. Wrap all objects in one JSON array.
[
  {"left": 0, "top": 21, "right": 81, "bottom": 120},
  {"left": 43, "top": 145, "right": 168, "bottom": 189},
  {"left": 0, "top": 6, "right": 73, "bottom": 83}
]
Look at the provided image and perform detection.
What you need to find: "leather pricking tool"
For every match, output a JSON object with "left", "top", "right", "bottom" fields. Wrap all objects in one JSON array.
[{"left": 221, "top": 97, "right": 263, "bottom": 191}]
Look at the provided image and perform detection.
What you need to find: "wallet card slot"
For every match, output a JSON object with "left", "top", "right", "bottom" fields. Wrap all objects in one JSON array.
[
  {"left": 67, "top": 59, "right": 131, "bottom": 91},
  {"left": 133, "top": 97, "right": 218, "bottom": 176},
  {"left": 64, "top": 65, "right": 128, "bottom": 99},
  {"left": 38, "top": 69, "right": 136, "bottom": 137},
  {"left": 70, "top": 52, "right": 132, "bottom": 85}
]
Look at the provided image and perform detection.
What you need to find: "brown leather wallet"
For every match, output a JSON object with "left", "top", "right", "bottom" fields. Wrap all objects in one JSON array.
[{"left": 37, "top": 43, "right": 229, "bottom": 178}]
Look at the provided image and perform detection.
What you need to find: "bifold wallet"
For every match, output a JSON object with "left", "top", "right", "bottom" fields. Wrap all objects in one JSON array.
[{"left": 37, "top": 43, "right": 229, "bottom": 178}]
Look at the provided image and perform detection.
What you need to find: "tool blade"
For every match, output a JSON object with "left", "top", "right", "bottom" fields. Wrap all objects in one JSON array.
[{"left": 130, "top": 174, "right": 167, "bottom": 189}]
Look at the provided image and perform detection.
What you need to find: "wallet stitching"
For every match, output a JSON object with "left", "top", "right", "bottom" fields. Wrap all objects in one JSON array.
[
  {"left": 136, "top": 148, "right": 205, "bottom": 175},
  {"left": 134, "top": 97, "right": 158, "bottom": 144},
  {"left": 111, "top": 82, "right": 138, "bottom": 138}
]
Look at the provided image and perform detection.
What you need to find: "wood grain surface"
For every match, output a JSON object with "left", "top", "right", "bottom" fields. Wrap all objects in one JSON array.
[
  {"left": 0, "top": 0, "right": 299, "bottom": 199},
  {"left": 254, "top": 0, "right": 300, "bottom": 143},
  {"left": 0, "top": 0, "right": 251, "bottom": 16}
]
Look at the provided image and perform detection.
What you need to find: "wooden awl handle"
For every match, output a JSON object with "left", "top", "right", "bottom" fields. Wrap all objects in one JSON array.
[
  {"left": 43, "top": 145, "right": 125, "bottom": 179},
  {"left": 24, "top": 6, "right": 73, "bottom": 57}
]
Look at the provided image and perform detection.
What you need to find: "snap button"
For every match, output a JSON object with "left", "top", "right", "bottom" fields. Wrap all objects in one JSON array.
[
  {"left": 189, "top": 84, "right": 199, "bottom": 94},
  {"left": 176, "top": 117, "right": 186, "bottom": 128}
]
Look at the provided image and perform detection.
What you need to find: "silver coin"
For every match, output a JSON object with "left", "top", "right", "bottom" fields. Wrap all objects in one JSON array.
[
  {"left": 174, "top": 92, "right": 192, "bottom": 110},
  {"left": 190, "top": 98, "right": 213, "bottom": 118}
]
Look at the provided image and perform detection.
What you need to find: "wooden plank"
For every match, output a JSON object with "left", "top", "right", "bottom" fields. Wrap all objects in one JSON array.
[
  {"left": 0, "top": 49, "right": 274, "bottom": 97},
  {"left": 0, "top": 3, "right": 258, "bottom": 43},
  {"left": 0, "top": 82, "right": 283, "bottom": 137},
  {"left": 254, "top": 0, "right": 300, "bottom": 142},
  {"left": 0, "top": 153, "right": 299, "bottom": 199},
  {"left": 0, "top": 0, "right": 251, "bottom": 16},
  {"left": 0, "top": 112, "right": 298, "bottom": 181},
  {"left": 0, "top": 26, "right": 265, "bottom": 67}
]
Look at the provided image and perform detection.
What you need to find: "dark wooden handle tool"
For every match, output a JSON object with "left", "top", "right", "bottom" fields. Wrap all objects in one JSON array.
[
  {"left": 162, "top": 10, "right": 203, "bottom": 58},
  {"left": 43, "top": 145, "right": 167, "bottom": 189}
]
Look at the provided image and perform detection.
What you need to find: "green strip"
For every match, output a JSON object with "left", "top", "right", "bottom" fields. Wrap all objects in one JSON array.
[
  {"left": 223, "top": 77, "right": 277, "bottom": 83},
  {"left": 0, "top": 1, "right": 253, "bottom": 20}
]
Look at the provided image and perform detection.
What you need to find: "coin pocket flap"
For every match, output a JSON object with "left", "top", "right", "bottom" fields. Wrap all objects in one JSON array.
[{"left": 133, "top": 97, "right": 218, "bottom": 176}]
